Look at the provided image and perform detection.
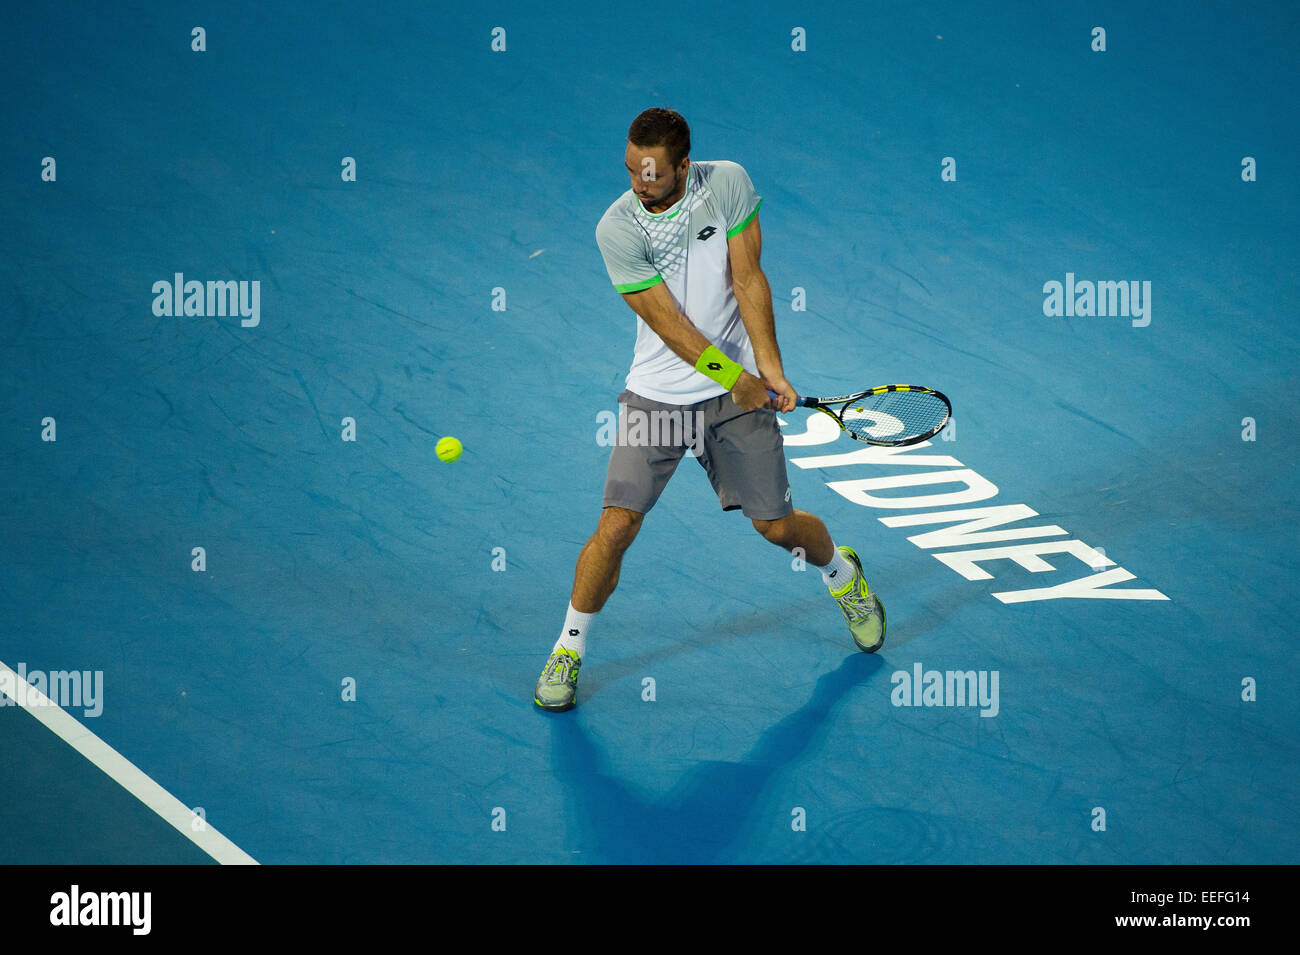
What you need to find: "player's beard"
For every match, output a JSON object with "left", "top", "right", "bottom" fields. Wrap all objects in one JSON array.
[{"left": 641, "top": 171, "right": 683, "bottom": 210}]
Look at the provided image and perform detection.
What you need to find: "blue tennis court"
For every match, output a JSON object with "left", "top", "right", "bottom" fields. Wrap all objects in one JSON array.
[{"left": 1, "top": 0, "right": 1297, "bottom": 864}]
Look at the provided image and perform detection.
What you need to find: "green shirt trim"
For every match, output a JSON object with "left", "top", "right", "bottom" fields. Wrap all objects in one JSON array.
[
  {"left": 613, "top": 274, "right": 663, "bottom": 294},
  {"left": 636, "top": 165, "right": 694, "bottom": 219},
  {"left": 727, "top": 198, "right": 763, "bottom": 238}
]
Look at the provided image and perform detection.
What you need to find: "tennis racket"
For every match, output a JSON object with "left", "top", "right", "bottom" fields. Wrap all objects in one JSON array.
[{"left": 768, "top": 384, "right": 952, "bottom": 447}]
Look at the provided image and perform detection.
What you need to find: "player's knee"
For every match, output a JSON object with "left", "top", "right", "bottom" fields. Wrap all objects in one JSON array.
[
  {"left": 752, "top": 515, "right": 791, "bottom": 544},
  {"left": 598, "top": 507, "right": 643, "bottom": 551}
]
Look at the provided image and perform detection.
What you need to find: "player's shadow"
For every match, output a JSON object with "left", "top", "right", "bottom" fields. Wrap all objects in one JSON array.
[
  {"left": 578, "top": 592, "right": 833, "bottom": 702},
  {"left": 548, "top": 651, "right": 884, "bottom": 863}
]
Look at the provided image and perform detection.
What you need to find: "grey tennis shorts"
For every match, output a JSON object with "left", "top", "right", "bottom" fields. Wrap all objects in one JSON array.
[{"left": 602, "top": 389, "right": 794, "bottom": 520}]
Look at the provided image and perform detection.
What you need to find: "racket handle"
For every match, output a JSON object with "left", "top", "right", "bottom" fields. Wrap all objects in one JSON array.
[{"left": 766, "top": 389, "right": 806, "bottom": 406}]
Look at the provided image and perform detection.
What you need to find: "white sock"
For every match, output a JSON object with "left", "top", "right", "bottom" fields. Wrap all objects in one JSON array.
[
  {"left": 818, "top": 544, "right": 856, "bottom": 589},
  {"left": 554, "top": 603, "right": 593, "bottom": 658}
]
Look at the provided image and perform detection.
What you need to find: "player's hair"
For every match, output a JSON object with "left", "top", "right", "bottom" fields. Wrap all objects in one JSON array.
[{"left": 628, "top": 108, "right": 691, "bottom": 168}]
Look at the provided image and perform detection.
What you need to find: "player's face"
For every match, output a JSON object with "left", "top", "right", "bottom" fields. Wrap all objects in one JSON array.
[{"left": 625, "top": 143, "right": 687, "bottom": 208}]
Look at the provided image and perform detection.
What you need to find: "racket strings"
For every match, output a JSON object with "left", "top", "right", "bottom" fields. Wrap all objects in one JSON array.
[{"left": 841, "top": 389, "right": 949, "bottom": 442}]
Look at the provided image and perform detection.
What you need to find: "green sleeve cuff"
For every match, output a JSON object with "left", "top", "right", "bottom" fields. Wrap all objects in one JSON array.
[
  {"left": 726, "top": 198, "right": 762, "bottom": 238},
  {"left": 613, "top": 274, "right": 663, "bottom": 293}
]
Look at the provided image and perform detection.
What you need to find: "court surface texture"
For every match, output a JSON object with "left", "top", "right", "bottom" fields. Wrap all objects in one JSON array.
[{"left": 1, "top": 0, "right": 1296, "bottom": 863}]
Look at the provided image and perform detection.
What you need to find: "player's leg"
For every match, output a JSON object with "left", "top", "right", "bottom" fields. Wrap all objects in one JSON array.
[
  {"left": 697, "top": 394, "right": 886, "bottom": 652},
  {"left": 751, "top": 509, "right": 853, "bottom": 590},
  {"left": 535, "top": 392, "right": 687, "bottom": 712},
  {"left": 571, "top": 506, "right": 644, "bottom": 614},
  {"left": 748, "top": 509, "right": 832, "bottom": 566},
  {"left": 535, "top": 507, "right": 644, "bottom": 711},
  {"left": 750, "top": 510, "right": 885, "bottom": 652}
]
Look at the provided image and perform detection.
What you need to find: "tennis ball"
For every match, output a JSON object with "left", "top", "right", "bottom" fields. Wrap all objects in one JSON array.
[{"left": 436, "top": 436, "right": 462, "bottom": 462}]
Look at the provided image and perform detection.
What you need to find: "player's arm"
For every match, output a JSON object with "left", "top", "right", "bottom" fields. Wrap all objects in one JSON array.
[
  {"left": 727, "top": 215, "right": 796, "bottom": 412},
  {"left": 620, "top": 281, "right": 770, "bottom": 410}
]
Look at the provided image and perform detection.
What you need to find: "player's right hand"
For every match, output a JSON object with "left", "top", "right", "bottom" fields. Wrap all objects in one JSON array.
[{"left": 730, "top": 371, "right": 773, "bottom": 411}]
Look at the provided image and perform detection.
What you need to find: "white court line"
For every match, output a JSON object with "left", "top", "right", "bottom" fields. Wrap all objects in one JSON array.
[{"left": 0, "top": 660, "right": 258, "bottom": 865}]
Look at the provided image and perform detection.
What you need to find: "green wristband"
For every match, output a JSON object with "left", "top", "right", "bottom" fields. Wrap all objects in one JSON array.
[{"left": 695, "top": 345, "right": 744, "bottom": 390}]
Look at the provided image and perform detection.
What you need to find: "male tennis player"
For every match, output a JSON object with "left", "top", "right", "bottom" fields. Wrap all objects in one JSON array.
[{"left": 535, "top": 108, "right": 884, "bottom": 711}]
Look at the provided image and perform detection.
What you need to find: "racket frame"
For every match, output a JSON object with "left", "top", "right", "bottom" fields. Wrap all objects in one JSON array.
[{"left": 799, "top": 384, "right": 952, "bottom": 447}]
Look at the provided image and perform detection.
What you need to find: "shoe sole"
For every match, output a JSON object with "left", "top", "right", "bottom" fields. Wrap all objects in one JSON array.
[{"left": 534, "top": 695, "right": 575, "bottom": 712}]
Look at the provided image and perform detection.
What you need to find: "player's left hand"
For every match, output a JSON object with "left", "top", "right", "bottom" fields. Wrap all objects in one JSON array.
[{"left": 761, "top": 374, "right": 797, "bottom": 412}]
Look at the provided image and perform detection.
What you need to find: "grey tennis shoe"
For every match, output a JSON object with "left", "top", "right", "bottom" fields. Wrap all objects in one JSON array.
[
  {"left": 534, "top": 647, "right": 582, "bottom": 711},
  {"left": 828, "top": 546, "right": 886, "bottom": 652}
]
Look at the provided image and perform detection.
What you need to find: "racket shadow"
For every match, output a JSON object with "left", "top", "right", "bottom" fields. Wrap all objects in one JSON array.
[{"left": 547, "top": 651, "right": 885, "bottom": 863}]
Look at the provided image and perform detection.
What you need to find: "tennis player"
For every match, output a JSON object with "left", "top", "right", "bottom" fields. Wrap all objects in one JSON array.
[{"left": 535, "top": 108, "right": 884, "bottom": 712}]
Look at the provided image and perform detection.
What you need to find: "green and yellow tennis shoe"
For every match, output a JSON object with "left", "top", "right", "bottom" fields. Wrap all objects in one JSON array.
[
  {"left": 534, "top": 647, "right": 582, "bottom": 711},
  {"left": 829, "top": 546, "right": 886, "bottom": 652}
]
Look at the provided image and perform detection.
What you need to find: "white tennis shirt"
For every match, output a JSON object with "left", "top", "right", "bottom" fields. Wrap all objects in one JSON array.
[{"left": 595, "top": 160, "right": 763, "bottom": 404}]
